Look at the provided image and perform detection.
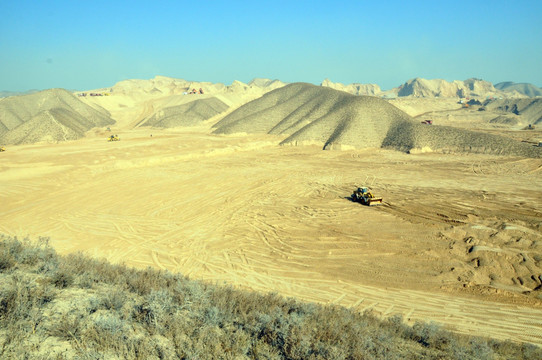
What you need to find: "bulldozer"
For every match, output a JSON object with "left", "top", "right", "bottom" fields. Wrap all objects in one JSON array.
[
  {"left": 108, "top": 135, "right": 120, "bottom": 142},
  {"left": 351, "top": 187, "right": 383, "bottom": 206},
  {"left": 0, "top": 146, "right": 5, "bottom": 152}
]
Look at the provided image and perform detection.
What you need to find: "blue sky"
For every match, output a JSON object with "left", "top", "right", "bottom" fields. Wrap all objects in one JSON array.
[{"left": 1, "top": 0, "right": 541, "bottom": 91}]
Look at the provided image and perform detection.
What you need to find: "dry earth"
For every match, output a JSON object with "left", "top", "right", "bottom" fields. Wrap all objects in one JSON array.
[{"left": 1, "top": 125, "right": 542, "bottom": 345}]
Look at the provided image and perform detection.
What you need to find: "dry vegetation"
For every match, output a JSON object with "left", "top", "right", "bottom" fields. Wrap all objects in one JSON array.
[{"left": 1, "top": 235, "right": 540, "bottom": 359}]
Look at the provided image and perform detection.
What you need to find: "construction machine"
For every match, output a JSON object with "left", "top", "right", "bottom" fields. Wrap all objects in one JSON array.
[
  {"left": 351, "top": 187, "right": 383, "bottom": 206},
  {"left": 108, "top": 135, "right": 120, "bottom": 142},
  {"left": 0, "top": 146, "right": 5, "bottom": 152}
]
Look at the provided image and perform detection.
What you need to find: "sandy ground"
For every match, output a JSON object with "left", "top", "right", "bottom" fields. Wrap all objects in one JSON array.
[{"left": 1, "top": 126, "right": 542, "bottom": 345}]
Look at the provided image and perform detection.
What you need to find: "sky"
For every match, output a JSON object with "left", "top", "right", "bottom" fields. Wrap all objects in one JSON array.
[{"left": 1, "top": 0, "right": 541, "bottom": 92}]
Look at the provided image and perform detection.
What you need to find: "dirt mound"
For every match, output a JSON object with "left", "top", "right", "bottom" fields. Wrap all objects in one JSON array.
[
  {"left": 0, "top": 89, "right": 113, "bottom": 145},
  {"left": 382, "top": 122, "right": 542, "bottom": 157},
  {"left": 212, "top": 83, "right": 412, "bottom": 149},
  {"left": 140, "top": 98, "right": 229, "bottom": 128},
  {"left": 488, "top": 115, "right": 520, "bottom": 126},
  {"left": 484, "top": 98, "right": 542, "bottom": 126}
]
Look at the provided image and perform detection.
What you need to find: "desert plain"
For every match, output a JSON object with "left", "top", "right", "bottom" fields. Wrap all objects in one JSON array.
[{"left": 1, "top": 77, "right": 542, "bottom": 345}]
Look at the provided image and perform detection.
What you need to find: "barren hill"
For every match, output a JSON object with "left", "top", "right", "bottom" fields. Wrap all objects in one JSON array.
[
  {"left": 320, "top": 78, "right": 382, "bottom": 96},
  {"left": 484, "top": 98, "right": 542, "bottom": 126},
  {"left": 107, "top": 76, "right": 287, "bottom": 97},
  {"left": 495, "top": 82, "right": 542, "bottom": 97},
  {"left": 139, "top": 97, "right": 229, "bottom": 128},
  {"left": 397, "top": 78, "right": 522, "bottom": 99},
  {"left": 0, "top": 89, "right": 113, "bottom": 145}
]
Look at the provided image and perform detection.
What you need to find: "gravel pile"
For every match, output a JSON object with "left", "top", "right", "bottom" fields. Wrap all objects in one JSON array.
[
  {"left": 213, "top": 83, "right": 412, "bottom": 149},
  {"left": 0, "top": 89, "right": 113, "bottom": 144},
  {"left": 213, "top": 83, "right": 541, "bottom": 157},
  {"left": 142, "top": 98, "right": 229, "bottom": 127}
]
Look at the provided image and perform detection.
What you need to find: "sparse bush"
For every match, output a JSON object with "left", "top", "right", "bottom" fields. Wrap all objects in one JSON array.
[
  {"left": 0, "top": 251, "right": 15, "bottom": 271},
  {"left": 100, "top": 288, "right": 128, "bottom": 311},
  {"left": 411, "top": 321, "right": 451, "bottom": 350},
  {"left": 0, "top": 235, "right": 540, "bottom": 359},
  {"left": 51, "top": 270, "right": 74, "bottom": 289},
  {"left": 48, "top": 313, "right": 83, "bottom": 343}
]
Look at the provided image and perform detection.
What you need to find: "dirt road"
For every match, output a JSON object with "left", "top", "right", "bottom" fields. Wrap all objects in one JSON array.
[{"left": 1, "top": 127, "right": 541, "bottom": 344}]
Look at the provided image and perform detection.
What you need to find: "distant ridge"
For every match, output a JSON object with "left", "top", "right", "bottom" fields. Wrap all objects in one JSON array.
[
  {"left": 0, "top": 89, "right": 113, "bottom": 145},
  {"left": 320, "top": 78, "right": 382, "bottom": 96},
  {"left": 0, "top": 89, "right": 40, "bottom": 98},
  {"left": 494, "top": 82, "right": 542, "bottom": 97},
  {"left": 397, "top": 78, "right": 507, "bottom": 98},
  {"left": 108, "top": 76, "right": 288, "bottom": 96},
  {"left": 320, "top": 78, "right": 533, "bottom": 99}
]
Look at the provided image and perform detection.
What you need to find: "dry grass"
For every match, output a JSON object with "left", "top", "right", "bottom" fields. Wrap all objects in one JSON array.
[{"left": 1, "top": 234, "right": 540, "bottom": 359}]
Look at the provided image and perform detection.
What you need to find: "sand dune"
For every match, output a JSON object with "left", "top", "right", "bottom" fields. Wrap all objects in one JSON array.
[{"left": 0, "top": 89, "right": 113, "bottom": 145}]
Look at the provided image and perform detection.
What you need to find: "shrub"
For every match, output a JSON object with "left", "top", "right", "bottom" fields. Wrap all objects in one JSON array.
[
  {"left": 0, "top": 251, "right": 15, "bottom": 272},
  {"left": 0, "top": 235, "right": 540, "bottom": 360}
]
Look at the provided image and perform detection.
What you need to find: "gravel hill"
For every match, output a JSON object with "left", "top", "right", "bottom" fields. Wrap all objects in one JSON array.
[{"left": 0, "top": 89, "right": 113, "bottom": 145}]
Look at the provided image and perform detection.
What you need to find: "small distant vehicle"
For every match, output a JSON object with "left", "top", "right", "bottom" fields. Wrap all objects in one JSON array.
[
  {"left": 351, "top": 187, "right": 383, "bottom": 206},
  {"left": 108, "top": 135, "right": 120, "bottom": 142},
  {"left": 0, "top": 146, "right": 5, "bottom": 152},
  {"left": 421, "top": 120, "right": 433, "bottom": 125}
]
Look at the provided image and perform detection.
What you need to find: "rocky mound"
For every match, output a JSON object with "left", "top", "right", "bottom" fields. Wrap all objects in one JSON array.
[
  {"left": 0, "top": 89, "right": 113, "bottom": 145},
  {"left": 484, "top": 98, "right": 542, "bottom": 125},
  {"left": 382, "top": 122, "right": 541, "bottom": 157},
  {"left": 495, "top": 82, "right": 542, "bottom": 97},
  {"left": 140, "top": 98, "right": 229, "bottom": 128},
  {"left": 212, "top": 83, "right": 413, "bottom": 149}
]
